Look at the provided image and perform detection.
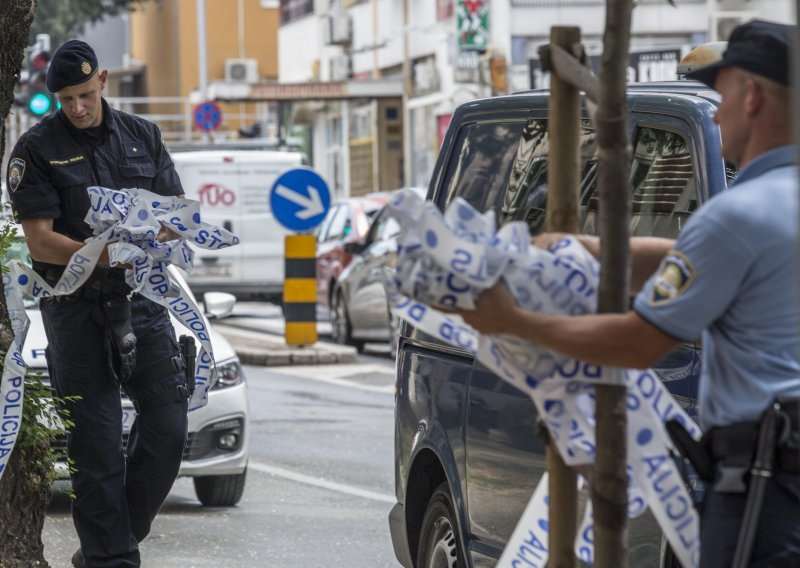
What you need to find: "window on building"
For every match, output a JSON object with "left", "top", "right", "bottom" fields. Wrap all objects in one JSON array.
[{"left": 280, "top": 0, "right": 314, "bottom": 25}]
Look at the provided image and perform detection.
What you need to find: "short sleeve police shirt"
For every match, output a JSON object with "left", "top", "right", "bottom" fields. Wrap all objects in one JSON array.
[{"left": 634, "top": 146, "right": 800, "bottom": 428}]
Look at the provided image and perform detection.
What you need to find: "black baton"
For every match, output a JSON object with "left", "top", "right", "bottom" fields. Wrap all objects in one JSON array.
[
  {"left": 731, "top": 404, "right": 781, "bottom": 568},
  {"left": 179, "top": 335, "right": 197, "bottom": 398}
]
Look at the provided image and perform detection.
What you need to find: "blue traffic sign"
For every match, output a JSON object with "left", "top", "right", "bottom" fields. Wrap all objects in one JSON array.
[
  {"left": 269, "top": 167, "right": 331, "bottom": 232},
  {"left": 194, "top": 101, "right": 222, "bottom": 131}
]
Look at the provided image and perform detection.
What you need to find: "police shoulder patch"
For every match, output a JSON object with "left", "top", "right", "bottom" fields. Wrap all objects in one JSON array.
[
  {"left": 650, "top": 251, "right": 696, "bottom": 306},
  {"left": 8, "top": 158, "right": 25, "bottom": 193}
]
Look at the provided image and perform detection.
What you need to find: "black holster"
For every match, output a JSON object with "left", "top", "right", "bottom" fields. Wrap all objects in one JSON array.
[
  {"left": 92, "top": 294, "right": 137, "bottom": 387},
  {"left": 179, "top": 335, "right": 197, "bottom": 398}
]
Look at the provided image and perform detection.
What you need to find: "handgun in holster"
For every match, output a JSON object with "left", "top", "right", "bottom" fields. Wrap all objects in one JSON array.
[
  {"left": 179, "top": 335, "right": 197, "bottom": 398},
  {"left": 666, "top": 419, "right": 714, "bottom": 485},
  {"left": 92, "top": 295, "right": 137, "bottom": 388}
]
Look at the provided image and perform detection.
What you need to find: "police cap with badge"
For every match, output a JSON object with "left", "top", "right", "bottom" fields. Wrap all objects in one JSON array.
[
  {"left": 685, "top": 19, "right": 790, "bottom": 87},
  {"left": 46, "top": 39, "right": 99, "bottom": 93}
]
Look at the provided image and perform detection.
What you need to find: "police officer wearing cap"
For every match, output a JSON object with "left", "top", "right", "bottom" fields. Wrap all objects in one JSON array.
[
  {"left": 6, "top": 40, "right": 189, "bottom": 567},
  {"left": 450, "top": 20, "right": 800, "bottom": 567}
]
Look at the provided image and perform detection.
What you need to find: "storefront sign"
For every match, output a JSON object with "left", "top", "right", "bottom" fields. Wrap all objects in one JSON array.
[{"left": 529, "top": 48, "right": 682, "bottom": 89}]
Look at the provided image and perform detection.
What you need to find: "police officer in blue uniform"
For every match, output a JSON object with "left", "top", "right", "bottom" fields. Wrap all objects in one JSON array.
[
  {"left": 455, "top": 21, "right": 800, "bottom": 567},
  {"left": 7, "top": 40, "right": 189, "bottom": 568}
]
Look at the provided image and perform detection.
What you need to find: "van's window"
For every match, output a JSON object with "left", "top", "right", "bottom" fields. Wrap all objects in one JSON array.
[
  {"left": 582, "top": 126, "right": 696, "bottom": 238},
  {"left": 443, "top": 121, "right": 527, "bottom": 214},
  {"left": 315, "top": 205, "right": 337, "bottom": 241},
  {"left": 443, "top": 119, "right": 696, "bottom": 241}
]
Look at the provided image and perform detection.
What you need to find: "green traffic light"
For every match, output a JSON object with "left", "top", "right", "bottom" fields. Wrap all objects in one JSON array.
[{"left": 28, "top": 92, "right": 51, "bottom": 115}]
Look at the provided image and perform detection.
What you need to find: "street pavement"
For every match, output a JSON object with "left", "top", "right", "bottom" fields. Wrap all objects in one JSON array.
[{"left": 213, "top": 301, "right": 391, "bottom": 365}]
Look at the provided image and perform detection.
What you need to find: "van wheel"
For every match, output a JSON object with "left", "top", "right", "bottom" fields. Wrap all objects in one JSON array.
[
  {"left": 193, "top": 469, "right": 246, "bottom": 507},
  {"left": 331, "top": 290, "right": 364, "bottom": 352},
  {"left": 417, "top": 482, "right": 465, "bottom": 568}
]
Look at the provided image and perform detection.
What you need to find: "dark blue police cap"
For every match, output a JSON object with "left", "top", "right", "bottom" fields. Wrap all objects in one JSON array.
[
  {"left": 46, "top": 39, "right": 99, "bottom": 93},
  {"left": 686, "top": 20, "right": 791, "bottom": 88}
]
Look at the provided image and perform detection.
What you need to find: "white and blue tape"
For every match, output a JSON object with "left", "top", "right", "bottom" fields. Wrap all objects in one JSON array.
[{"left": 0, "top": 186, "right": 240, "bottom": 482}]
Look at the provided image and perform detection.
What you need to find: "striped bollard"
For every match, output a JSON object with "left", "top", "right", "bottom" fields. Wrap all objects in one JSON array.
[{"left": 283, "top": 234, "right": 317, "bottom": 345}]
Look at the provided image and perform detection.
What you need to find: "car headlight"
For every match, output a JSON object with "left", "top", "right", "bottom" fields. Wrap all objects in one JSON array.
[{"left": 212, "top": 358, "right": 244, "bottom": 390}]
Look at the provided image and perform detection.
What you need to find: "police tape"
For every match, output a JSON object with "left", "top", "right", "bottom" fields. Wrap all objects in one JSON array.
[
  {"left": 0, "top": 186, "right": 240, "bottom": 482},
  {"left": 384, "top": 189, "right": 702, "bottom": 568}
]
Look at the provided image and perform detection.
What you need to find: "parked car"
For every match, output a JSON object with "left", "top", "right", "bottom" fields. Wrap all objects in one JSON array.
[
  {"left": 330, "top": 187, "right": 427, "bottom": 353},
  {"left": 390, "top": 81, "right": 729, "bottom": 567},
  {"left": 8, "top": 236, "right": 250, "bottom": 507},
  {"left": 315, "top": 192, "right": 390, "bottom": 320}
]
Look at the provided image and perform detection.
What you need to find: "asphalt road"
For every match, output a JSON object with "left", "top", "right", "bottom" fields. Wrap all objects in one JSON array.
[{"left": 43, "top": 355, "right": 399, "bottom": 568}]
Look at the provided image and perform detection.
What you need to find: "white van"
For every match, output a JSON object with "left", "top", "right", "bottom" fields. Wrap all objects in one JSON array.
[{"left": 171, "top": 149, "right": 305, "bottom": 301}]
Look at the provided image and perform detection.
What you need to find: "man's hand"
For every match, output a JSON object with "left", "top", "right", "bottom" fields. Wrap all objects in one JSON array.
[
  {"left": 456, "top": 282, "right": 519, "bottom": 335},
  {"left": 531, "top": 231, "right": 569, "bottom": 250},
  {"left": 157, "top": 222, "right": 181, "bottom": 243}
]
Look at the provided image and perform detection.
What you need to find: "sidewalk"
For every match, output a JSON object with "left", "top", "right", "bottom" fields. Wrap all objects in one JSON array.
[{"left": 212, "top": 319, "right": 359, "bottom": 366}]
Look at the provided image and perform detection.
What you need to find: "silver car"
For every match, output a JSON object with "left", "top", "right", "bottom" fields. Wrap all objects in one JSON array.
[{"left": 10, "top": 238, "right": 250, "bottom": 507}]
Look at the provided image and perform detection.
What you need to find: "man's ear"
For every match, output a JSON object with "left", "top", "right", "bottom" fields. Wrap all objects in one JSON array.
[
  {"left": 98, "top": 69, "right": 109, "bottom": 91},
  {"left": 743, "top": 78, "right": 764, "bottom": 116}
]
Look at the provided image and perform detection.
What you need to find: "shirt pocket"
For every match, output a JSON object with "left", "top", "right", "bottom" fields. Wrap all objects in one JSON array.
[
  {"left": 50, "top": 162, "right": 92, "bottom": 223},
  {"left": 118, "top": 160, "right": 157, "bottom": 191}
]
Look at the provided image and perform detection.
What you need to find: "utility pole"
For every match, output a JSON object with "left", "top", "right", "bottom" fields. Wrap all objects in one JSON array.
[
  {"left": 197, "top": 0, "right": 208, "bottom": 102},
  {"left": 402, "top": 0, "right": 412, "bottom": 186}
]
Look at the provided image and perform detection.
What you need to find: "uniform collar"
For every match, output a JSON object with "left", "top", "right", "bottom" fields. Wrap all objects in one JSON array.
[{"left": 732, "top": 145, "right": 798, "bottom": 186}]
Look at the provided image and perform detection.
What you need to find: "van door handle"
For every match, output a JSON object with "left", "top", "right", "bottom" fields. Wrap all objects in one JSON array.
[{"left": 223, "top": 221, "right": 233, "bottom": 231}]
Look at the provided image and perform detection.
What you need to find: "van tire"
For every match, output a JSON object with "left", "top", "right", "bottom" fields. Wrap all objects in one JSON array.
[
  {"left": 193, "top": 469, "right": 247, "bottom": 507},
  {"left": 417, "top": 482, "right": 465, "bottom": 568},
  {"left": 332, "top": 290, "right": 365, "bottom": 352}
]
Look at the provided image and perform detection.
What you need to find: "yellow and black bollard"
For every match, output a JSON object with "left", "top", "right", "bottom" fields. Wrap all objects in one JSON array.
[{"left": 283, "top": 234, "right": 317, "bottom": 345}]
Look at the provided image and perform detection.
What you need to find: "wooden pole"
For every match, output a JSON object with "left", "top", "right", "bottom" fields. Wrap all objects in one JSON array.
[
  {"left": 545, "top": 25, "right": 581, "bottom": 568},
  {"left": 593, "top": 0, "right": 634, "bottom": 565}
]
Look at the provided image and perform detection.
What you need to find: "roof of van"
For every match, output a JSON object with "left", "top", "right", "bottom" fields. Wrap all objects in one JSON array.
[
  {"left": 509, "top": 80, "right": 720, "bottom": 103},
  {"left": 169, "top": 149, "right": 305, "bottom": 163}
]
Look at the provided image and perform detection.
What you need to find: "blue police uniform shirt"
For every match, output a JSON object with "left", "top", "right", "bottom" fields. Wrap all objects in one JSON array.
[{"left": 634, "top": 145, "right": 800, "bottom": 429}]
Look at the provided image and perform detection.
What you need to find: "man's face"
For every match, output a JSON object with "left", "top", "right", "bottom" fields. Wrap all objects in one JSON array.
[
  {"left": 56, "top": 70, "right": 107, "bottom": 129},
  {"left": 713, "top": 67, "right": 749, "bottom": 167}
]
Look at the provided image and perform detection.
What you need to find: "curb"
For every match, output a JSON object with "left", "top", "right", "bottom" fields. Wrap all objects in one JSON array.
[{"left": 212, "top": 323, "right": 359, "bottom": 366}]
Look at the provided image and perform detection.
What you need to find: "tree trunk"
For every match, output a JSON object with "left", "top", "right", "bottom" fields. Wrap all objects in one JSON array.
[
  {"left": 544, "top": 25, "right": 581, "bottom": 568},
  {"left": 0, "top": 2, "right": 52, "bottom": 567},
  {"left": 592, "top": 0, "right": 634, "bottom": 566}
]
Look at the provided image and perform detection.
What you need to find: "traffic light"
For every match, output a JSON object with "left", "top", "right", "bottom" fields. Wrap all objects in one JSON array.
[{"left": 17, "top": 34, "right": 56, "bottom": 117}]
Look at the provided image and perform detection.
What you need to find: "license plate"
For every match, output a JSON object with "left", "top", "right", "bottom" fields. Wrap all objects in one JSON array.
[{"left": 193, "top": 264, "right": 232, "bottom": 277}]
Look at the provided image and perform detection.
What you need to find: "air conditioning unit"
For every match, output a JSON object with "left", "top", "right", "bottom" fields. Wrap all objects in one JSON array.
[
  {"left": 710, "top": 11, "right": 758, "bottom": 41},
  {"left": 330, "top": 54, "right": 350, "bottom": 81},
  {"left": 224, "top": 58, "right": 259, "bottom": 83},
  {"left": 323, "top": 12, "right": 351, "bottom": 45}
]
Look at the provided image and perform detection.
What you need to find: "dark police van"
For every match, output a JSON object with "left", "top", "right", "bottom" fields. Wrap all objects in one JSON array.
[{"left": 389, "top": 81, "right": 730, "bottom": 568}]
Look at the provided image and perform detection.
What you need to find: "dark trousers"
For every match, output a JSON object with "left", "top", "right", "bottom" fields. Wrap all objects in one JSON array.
[
  {"left": 700, "top": 471, "right": 800, "bottom": 567},
  {"left": 43, "top": 294, "right": 188, "bottom": 568}
]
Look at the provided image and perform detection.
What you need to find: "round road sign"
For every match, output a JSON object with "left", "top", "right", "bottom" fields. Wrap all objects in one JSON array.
[{"left": 194, "top": 101, "right": 223, "bottom": 131}]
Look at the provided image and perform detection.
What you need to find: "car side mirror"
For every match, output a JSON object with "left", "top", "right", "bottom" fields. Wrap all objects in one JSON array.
[{"left": 203, "top": 292, "right": 237, "bottom": 319}]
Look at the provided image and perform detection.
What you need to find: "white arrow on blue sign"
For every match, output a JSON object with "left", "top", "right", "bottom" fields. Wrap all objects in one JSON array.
[{"left": 269, "top": 167, "right": 331, "bottom": 232}]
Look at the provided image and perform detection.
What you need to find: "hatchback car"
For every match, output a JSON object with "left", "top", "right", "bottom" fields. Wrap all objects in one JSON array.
[
  {"left": 315, "top": 192, "right": 390, "bottom": 320},
  {"left": 391, "top": 82, "right": 728, "bottom": 567},
  {"left": 330, "top": 187, "right": 427, "bottom": 353},
  {"left": 9, "top": 237, "right": 250, "bottom": 507}
]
